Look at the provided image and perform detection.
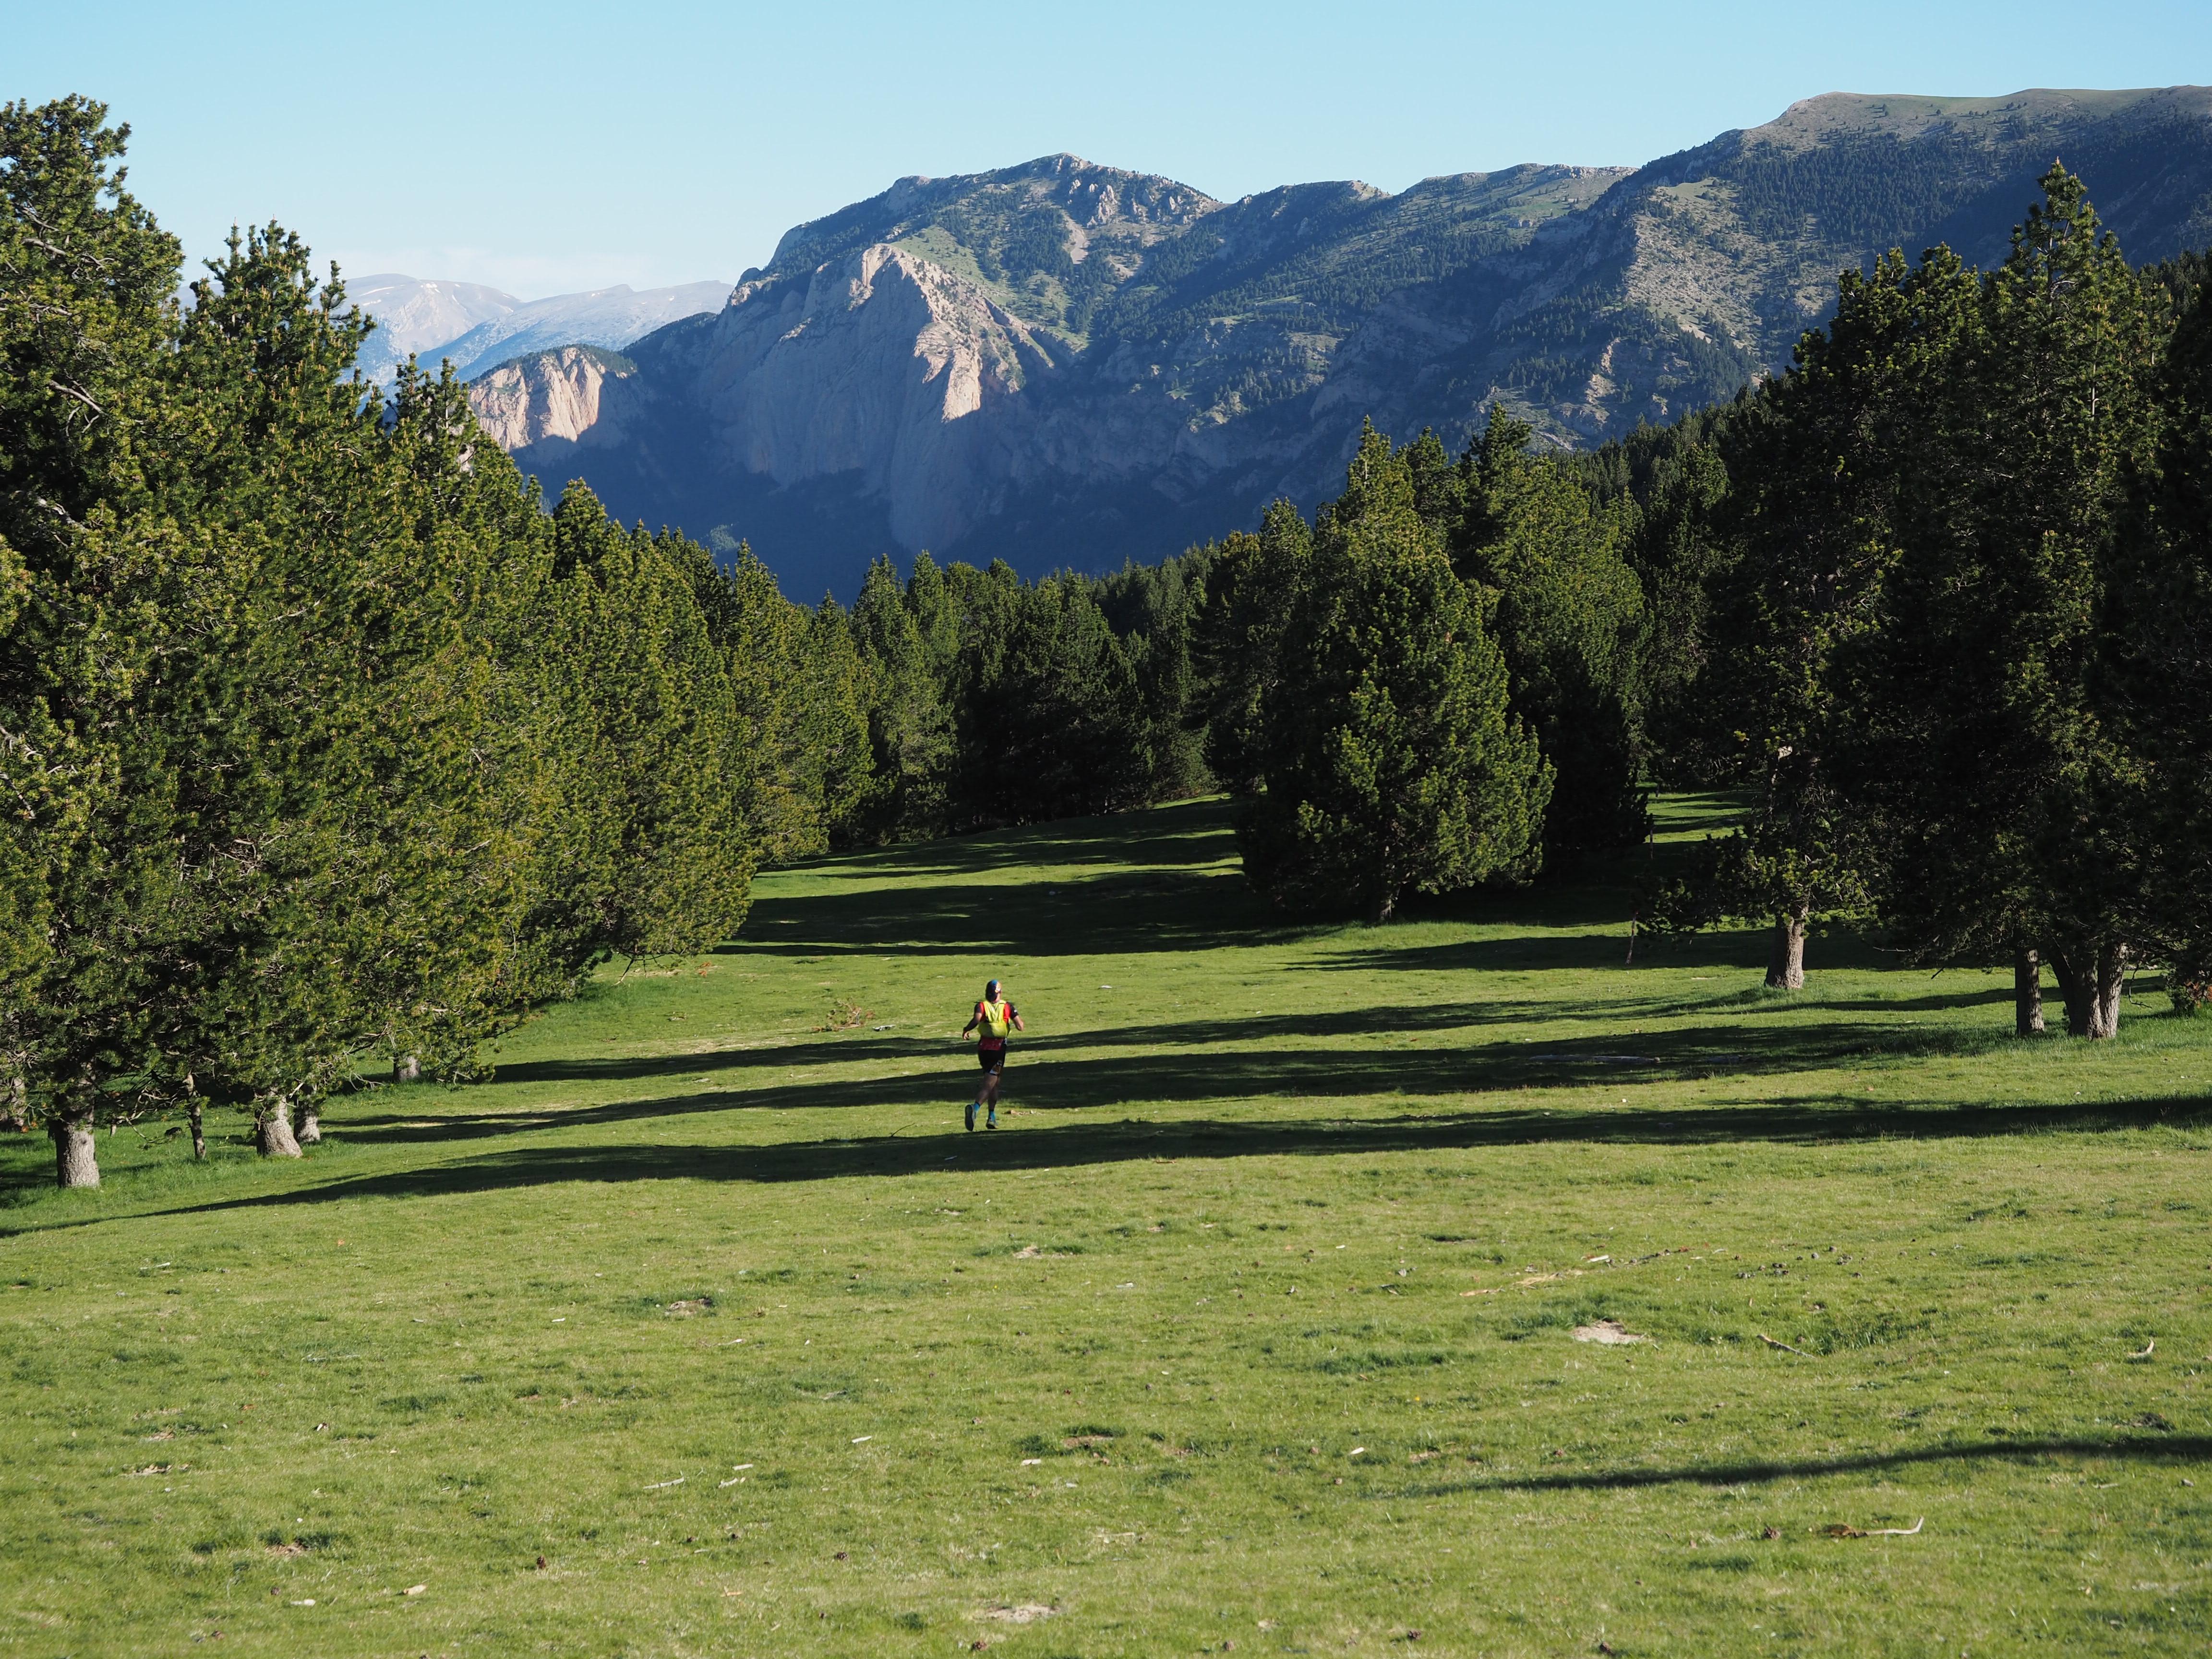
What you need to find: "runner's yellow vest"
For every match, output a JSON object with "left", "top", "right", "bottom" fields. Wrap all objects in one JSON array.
[{"left": 977, "top": 998, "right": 1013, "bottom": 1039}]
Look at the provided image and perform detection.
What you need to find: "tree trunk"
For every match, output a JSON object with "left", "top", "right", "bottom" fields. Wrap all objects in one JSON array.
[
  {"left": 5, "top": 1070, "right": 27, "bottom": 1133},
  {"left": 2049, "top": 944, "right": 2126, "bottom": 1039},
  {"left": 257, "top": 1096, "right": 303, "bottom": 1158},
  {"left": 392, "top": 1053, "right": 421, "bottom": 1083},
  {"left": 2014, "top": 949, "right": 2044, "bottom": 1036},
  {"left": 1766, "top": 910, "right": 1807, "bottom": 990},
  {"left": 2049, "top": 947, "right": 2090, "bottom": 1036},
  {"left": 187, "top": 1097, "right": 206, "bottom": 1162},
  {"left": 51, "top": 1113, "right": 98, "bottom": 1188},
  {"left": 2089, "top": 943, "right": 2128, "bottom": 1041},
  {"left": 296, "top": 1101, "right": 321, "bottom": 1145}
]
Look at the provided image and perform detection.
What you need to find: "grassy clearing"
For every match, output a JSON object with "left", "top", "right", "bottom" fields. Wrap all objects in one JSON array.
[{"left": 4, "top": 795, "right": 2211, "bottom": 1656}]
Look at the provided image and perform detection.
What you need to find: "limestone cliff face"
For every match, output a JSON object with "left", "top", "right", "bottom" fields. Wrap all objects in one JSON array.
[
  {"left": 692, "top": 246, "right": 1061, "bottom": 549},
  {"left": 468, "top": 346, "right": 646, "bottom": 451}
]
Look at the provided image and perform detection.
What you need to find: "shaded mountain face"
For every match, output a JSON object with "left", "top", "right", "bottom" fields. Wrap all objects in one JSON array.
[
  {"left": 351, "top": 276, "right": 730, "bottom": 383},
  {"left": 467, "top": 88, "right": 2212, "bottom": 599}
]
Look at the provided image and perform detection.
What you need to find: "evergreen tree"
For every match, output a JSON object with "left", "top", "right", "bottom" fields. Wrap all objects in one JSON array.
[
  {"left": 2112, "top": 256, "right": 2212, "bottom": 1007},
  {"left": 847, "top": 553, "right": 953, "bottom": 843},
  {"left": 1238, "top": 429, "right": 1549, "bottom": 920},
  {"left": 1446, "top": 410, "right": 1649, "bottom": 865},
  {"left": 1849, "top": 168, "right": 2164, "bottom": 1036},
  {"left": 513, "top": 487, "right": 757, "bottom": 993},
  {"left": 107, "top": 232, "right": 538, "bottom": 1153},
  {"left": 1660, "top": 247, "right": 1977, "bottom": 986},
  {"left": 1094, "top": 550, "right": 1214, "bottom": 804},
  {"left": 1192, "top": 504, "right": 1312, "bottom": 795},
  {"left": 1576, "top": 406, "right": 1739, "bottom": 783},
  {"left": 0, "top": 96, "right": 191, "bottom": 1185},
  {"left": 665, "top": 534, "right": 859, "bottom": 863},
  {"left": 356, "top": 366, "right": 548, "bottom": 1092},
  {"left": 796, "top": 595, "right": 877, "bottom": 850},
  {"left": 950, "top": 566, "right": 1151, "bottom": 827}
]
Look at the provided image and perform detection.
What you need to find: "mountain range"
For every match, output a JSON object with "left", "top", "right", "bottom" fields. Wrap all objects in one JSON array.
[
  {"left": 349, "top": 274, "right": 730, "bottom": 383},
  {"left": 453, "top": 87, "right": 2212, "bottom": 599}
]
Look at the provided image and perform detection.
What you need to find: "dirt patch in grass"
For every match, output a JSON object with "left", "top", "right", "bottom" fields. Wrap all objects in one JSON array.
[
  {"left": 975, "top": 1603, "right": 1057, "bottom": 1623},
  {"left": 1571, "top": 1319, "right": 1649, "bottom": 1345}
]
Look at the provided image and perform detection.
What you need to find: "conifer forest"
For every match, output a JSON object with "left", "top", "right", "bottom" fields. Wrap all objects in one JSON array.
[{"left": 5, "top": 91, "right": 2212, "bottom": 1197}]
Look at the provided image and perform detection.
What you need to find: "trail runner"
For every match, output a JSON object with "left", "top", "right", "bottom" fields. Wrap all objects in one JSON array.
[{"left": 961, "top": 979, "right": 1024, "bottom": 1130}]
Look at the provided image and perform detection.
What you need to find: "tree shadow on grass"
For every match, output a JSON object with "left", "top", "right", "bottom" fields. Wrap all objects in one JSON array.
[
  {"left": 1393, "top": 1435, "right": 2212, "bottom": 1498},
  {"left": 729, "top": 866, "right": 1283, "bottom": 960},
  {"left": 484, "top": 995, "right": 1661, "bottom": 1089},
  {"left": 474, "top": 1000, "right": 2026, "bottom": 1105},
  {"left": 751, "top": 798, "right": 1241, "bottom": 890},
  {"left": 52, "top": 1090, "right": 2206, "bottom": 1233}
]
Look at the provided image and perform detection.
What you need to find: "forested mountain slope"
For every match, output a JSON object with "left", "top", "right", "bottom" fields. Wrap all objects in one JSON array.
[{"left": 466, "top": 87, "right": 2212, "bottom": 596}]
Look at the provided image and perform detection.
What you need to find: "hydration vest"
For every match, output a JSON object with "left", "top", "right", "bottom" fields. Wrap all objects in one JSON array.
[{"left": 977, "top": 998, "right": 1013, "bottom": 1041}]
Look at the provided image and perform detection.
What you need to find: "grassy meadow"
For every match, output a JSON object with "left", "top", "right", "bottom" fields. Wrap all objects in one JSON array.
[{"left": 4, "top": 795, "right": 2211, "bottom": 1656}]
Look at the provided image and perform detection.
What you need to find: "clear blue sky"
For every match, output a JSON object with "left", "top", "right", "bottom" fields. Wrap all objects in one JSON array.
[{"left": 10, "top": 0, "right": 2210, "bottom": 298}]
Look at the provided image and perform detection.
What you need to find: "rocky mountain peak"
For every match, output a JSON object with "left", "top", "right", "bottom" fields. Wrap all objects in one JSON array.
[{"left": 469, "top": 86, "right": 2212, "bottom": 600}]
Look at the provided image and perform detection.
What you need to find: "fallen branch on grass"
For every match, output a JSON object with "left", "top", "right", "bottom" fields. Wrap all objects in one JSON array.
[
  {"left": 1822, "top": 1517, "right": 1923, "bottom": 1538},
  {"left": 1759, "top": 1333, "right": 1819, "bottom": 1358}
]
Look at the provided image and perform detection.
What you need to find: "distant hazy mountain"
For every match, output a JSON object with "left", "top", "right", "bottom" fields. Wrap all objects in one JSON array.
[
  {"left": 468, "top": 86, "right": 2212, "bottom": 599},
  {"left": 349, "top": 276, "right": 729, "bottom": 383},
  {"left": 350, "top": 274, "right": 521, "bottom": 380}
]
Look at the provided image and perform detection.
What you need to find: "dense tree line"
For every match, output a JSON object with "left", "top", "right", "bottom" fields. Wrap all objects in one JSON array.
[
  {"left": 0, "top": 101, "right": 840, "bottom": 1185},
  {"left": 9, "top": 103, "right": 2204, "bottom": 1187},
  {"left": 1192, "top": 416, "right": 1649, "bottom": 920},
  {"left": 1619, "top": 166, "right": 2212, "bottom": 1040},
  {"left": 0, "top": 99, "right": 1226, "bottom": 1186},
  {"left": 837, "top": 550, "right": 1205, "bottom": 844}
]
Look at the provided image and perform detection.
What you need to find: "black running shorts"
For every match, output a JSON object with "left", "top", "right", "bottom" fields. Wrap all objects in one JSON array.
[{"left": 977, "top": 1047, "right": 1006, "bottom": 1073}]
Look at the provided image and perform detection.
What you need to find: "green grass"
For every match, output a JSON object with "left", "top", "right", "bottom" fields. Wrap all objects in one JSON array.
[{"left": 5, "top": 795, "right": 2211, "bottom": 1656}]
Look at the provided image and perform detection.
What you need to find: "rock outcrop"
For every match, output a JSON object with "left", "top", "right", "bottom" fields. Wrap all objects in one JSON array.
[
  {"left": 693, "top": 246, "right": 1060, "bottom": 549},
  {"left": 469, "top": 345, "right": 646, "bottom": 452}
]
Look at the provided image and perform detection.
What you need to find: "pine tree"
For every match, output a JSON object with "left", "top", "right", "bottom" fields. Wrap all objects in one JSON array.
[
  {"left": 1447, "top": 409, "right": 1649, "bottom": 865},
  {"left": 1574, "top": 406, "right": 1738, "bottom": 785},
  {"left": 663, "top": 533, "right": 847, "bottom": 863},
  {"left": 127, "top": 233, "right": 541, "bottom": 1152},
  {"left": 791, "top": 595, "right": 876, "bottom": 850},
  {"left": 515, "top": 487, "right": 756, "bottom": 988},
  {"left": 0, "top": 97, "right": 189, "bottom": 1185},
  {"left": 2112, "top": 256, "right": 2212, "bottom": 1006},
  {"left": 848, "top": 553, "right": 953, "bottom": 842},
  {"left": 1850, "top": 168, "right": 2164, "bottom": 1036},
  {"left": 1094, "top": 550, "right": 1215, "bottom": 804},
  {"left": 1663, "top": 248, "right": 1977, "bottom": 986},
  {"left": 951, "top": 569, "right": 1150, "bottom": 827},
  {"left": 1192, "top": 503, "right": 1312, "bottom": 795},
  {"left": 1238, "top": 429, "right": 1549, "bottom": 920}
]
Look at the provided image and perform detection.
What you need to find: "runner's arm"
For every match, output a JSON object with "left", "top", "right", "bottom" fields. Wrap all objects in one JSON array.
[{"left": 1010, "top": 1007, "right": 1024, "bottom": 1032}]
